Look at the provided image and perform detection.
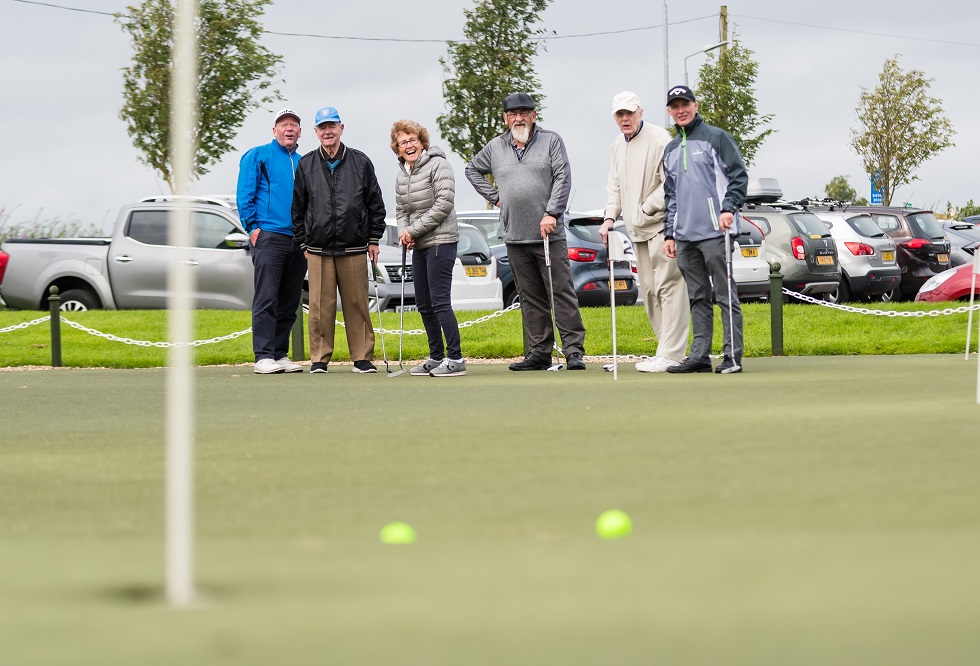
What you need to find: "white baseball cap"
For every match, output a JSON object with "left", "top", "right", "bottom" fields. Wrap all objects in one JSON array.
[
  {"left": 611, "top": 91, "right": 641, "bottom": 114},
  {"left": 274, "top": 108, "right": 301, "bottom": 124}
]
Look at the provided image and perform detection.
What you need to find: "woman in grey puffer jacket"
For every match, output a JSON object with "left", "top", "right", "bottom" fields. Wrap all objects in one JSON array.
[{"left": 391, "top": 119, "right": 466, "bottom": 377}]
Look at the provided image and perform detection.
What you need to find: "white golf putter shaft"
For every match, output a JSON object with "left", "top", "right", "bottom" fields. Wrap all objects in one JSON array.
[
  {"left": 543, "top": 236, "right": 563, "bottom": 371},
  {"left": 710, "top": 198, "right": 739, "bottom": 371},
  {"left": 608, "top": 235, "right": 618, "bottom": 380}
]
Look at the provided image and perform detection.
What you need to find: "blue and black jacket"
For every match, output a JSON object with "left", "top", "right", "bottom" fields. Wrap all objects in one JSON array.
[{"left": 236, "top": 139, "right": 301, "bottom": 236}]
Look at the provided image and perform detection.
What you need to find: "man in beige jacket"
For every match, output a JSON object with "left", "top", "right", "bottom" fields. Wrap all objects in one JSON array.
[{"left": 600, "top": 91, "right": 690, "bottom": 372}]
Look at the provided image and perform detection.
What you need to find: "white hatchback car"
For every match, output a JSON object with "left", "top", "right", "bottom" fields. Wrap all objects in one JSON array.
[
  {"left": 381, "top": 220, "right": 503, "bottom": 312},
  {"left": 731, "top": 216, "right": 771, "bottom": 301}
]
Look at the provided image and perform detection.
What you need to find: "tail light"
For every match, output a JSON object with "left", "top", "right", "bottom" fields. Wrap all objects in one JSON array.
[
  {"left": 0, "top": 250, "right": 8, "bottom": 285},
  {"left": 844, "top": 242, "right": 875, "bottom": 256},
  {"left": 790, "top": 237, "right": 805, "bottom": 260},
  {"left": 568, "top": 247, "right": 597, "bottom": 262},
  {"left": 902, "top": 238, "right": 930, "bottom": 249},
  {"left": 631, "top": 263, "right": 638, "bottom": 274},
  {"left": 581, "top": 281, "right": 600, "bottom": 291}
]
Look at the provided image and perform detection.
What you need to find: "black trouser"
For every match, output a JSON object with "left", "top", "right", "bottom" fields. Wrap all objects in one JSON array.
[
  {"left": 412, "top": 243, "right": 461, "bottom": 360},
  {"left": 250, "top": 230, "right": 307, "bottom": 361},
  {"left": 507, "top": 238, "right": 586, "bottom": 359}
]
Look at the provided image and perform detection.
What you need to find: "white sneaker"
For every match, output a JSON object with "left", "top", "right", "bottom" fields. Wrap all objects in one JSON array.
[
  {"left": 254, "top": 358, "right": 285, "bottom": 374},
  {"left": 275, "top": 357, "right": 303, "bottom": 373},
  {"left": 635, "top": 356, "right": 678, "bottom": 373}
]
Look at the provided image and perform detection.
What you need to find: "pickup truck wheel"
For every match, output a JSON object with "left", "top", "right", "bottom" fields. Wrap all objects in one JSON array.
[{"left": 59, "top": 289, "right": 99, "bottom": 312}]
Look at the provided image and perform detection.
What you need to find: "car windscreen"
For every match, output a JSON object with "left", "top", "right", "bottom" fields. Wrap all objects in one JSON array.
[
  {"left": 566, "top": 217, "right": 605, "bottom": 244},
  {"left": 459, "top": 215, "right": 504, "bottom": 247},
  {"left": 737, "top": 218, "right": 764, "bottom": 244},
  {"left": 457, "top": 226, "right": 492, "bottom": 261},
  {"left": 846, "top": 215, "right": 886, "bottom": 238},
  {"left": 907, "top": 212, "right": 946, "bottom": 239},
  {"left": 788, "top": 212, "right": 831, "bottom": 237}
]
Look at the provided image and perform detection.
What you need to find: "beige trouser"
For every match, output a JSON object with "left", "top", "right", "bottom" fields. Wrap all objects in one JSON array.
[
  {"left": 633, "top": 234, "right": 690, "bottom": 362},
  {"left": 307, "top": 254, "right": 375, "bottom": 364}
]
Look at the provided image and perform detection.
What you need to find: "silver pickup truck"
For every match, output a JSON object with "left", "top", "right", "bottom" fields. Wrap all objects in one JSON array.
[
  {"left": 0, "top": 195, "right": 419, "bottom": 312},
  {"left": 0, "top": 196, "right": 255, "bottom": 311}
]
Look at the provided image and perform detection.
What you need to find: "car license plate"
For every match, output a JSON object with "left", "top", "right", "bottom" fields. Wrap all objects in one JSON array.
[
  {"left": 937, "top": 254, "right": 949, "bottom": 263},
  {"left": 465, "top": 266, "right": 488, "bottom": 277},
  {"left": 816, "top": 255, "right": 834, "bottom": 265},
  {"left": 741, "top": 247, "right": 759, "bottom": 258},
  {"left": 882, "top": 251, "right": 895, "bottom": 261},
  {"left": 609, "top": 280, "right": 628, "bottom": 291}
]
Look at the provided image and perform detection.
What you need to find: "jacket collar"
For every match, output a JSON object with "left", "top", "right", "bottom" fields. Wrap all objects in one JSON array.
[{"left": 675, "top": 114, "right": 703, "bottom": 135}]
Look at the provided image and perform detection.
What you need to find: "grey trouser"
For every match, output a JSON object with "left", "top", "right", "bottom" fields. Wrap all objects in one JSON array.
[
  {"left": 674, "top": 235, "right": 743, "bottom": 363},
  {"left": 507, "top": 238, "right": 586, "bottom": 359},
  {"left": 633, "top": 234, "right": 690, "bottom": 362}
]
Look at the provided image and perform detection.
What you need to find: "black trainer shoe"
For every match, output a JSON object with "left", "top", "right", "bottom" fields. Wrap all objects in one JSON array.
[
  {"left": 509, "top": 354, "right": 551, "bottom": 371},
  {"left": 310, "top": 362, "right": 328, "bottom": 374},
  {"left": 566, "top": 352, "right": 586, "bottom": 370},
  {"left": 666, "top": 357, "right": 713, "bottom": 374},
  {"left": 715, "top": 357, "right": 743, "bottom": 374},
  {"left": 352, "top": 360, "right": 378, "bottom": 373}
]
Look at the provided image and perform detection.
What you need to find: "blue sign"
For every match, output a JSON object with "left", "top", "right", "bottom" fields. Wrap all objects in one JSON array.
[{"left": 870, "top": 171, "right": 883, "bottom": 205}]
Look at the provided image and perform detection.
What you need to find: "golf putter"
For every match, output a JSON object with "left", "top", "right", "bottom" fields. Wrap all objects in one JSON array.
[
  {"left": 389, "top": 243, "right": 408, "bottom": 378},
  {"left": 371, "top": 257, "right": 393, "bottom": 374},
  {"left": 543, "top": 236, "right": 564, "bottom": 371},
  {"left": 716, "top": 201, "right": 741, "bottom": 373}
]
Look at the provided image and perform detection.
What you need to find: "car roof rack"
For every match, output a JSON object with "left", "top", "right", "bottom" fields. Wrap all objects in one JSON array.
[{"left": 139, "top": 194, "right": 235, "bottom": 208}]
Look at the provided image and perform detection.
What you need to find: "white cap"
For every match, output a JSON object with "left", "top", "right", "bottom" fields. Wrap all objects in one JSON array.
[
  {"left": 611, "top": 91, "right": 641, "bottom": 114},
  {"left": 274, "top": 108, "right": 301, "bottom": 124}
]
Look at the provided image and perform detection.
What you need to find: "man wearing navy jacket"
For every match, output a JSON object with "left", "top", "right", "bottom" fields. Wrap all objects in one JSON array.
[{"left": 237, "top": 108, "right": 307, "bottom": 375}]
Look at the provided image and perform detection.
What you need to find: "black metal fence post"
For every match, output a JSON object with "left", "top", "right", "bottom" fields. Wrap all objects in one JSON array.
[
  {"left": 290, "top": 300, "right": 306, "bottom": 361},
  {"left": 769, "top": 262, "right": 783, "bottom": 356},
  {"left": 48, "top": 286, "right": 62, "bottom": 367}
]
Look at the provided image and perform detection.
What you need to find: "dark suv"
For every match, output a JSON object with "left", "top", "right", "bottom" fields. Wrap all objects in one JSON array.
[{"left": 846, "top": 207, "right": 951, "bottom": 300}]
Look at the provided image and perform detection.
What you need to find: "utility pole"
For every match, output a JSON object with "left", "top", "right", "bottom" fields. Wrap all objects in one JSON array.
[
  {"left": 719, "top": 5, "right": 728, "bottom": 53},
  {"left": 663, "top": 0, "right": 670, "bottom": 127}
]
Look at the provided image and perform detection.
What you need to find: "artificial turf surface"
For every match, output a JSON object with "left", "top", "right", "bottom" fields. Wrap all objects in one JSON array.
[{"left": 2, "top": 355, "right": 979, "bottom": 664}]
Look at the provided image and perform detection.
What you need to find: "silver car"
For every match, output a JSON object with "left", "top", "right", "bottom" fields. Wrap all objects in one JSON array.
[{"left": 812, "top": 209, "right": 902, "bottom": 302}]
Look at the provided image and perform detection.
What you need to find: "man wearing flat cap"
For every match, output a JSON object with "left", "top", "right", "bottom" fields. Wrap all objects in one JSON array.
[
  {"left": 237, "top": 108, "right": 307, "bottom": 375},
  {"left": 465, "top": 92, "right": 587, "bottom": 371},
  {"left": 662, "top": 84, "right": 748, "bottom": 374},
  {"left": 291, "top": 105, "right": 387, "bottom": 375},
  {"left": 600, "top": 91, "right": 690, "bottom": 373}
]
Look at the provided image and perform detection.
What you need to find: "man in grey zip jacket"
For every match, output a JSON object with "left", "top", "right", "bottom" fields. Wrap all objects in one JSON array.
[
  {"left": 662, "top": 85, "right": 748, "bottom": 374},
  {"left": 465, "top": 92, "right": 587, "bottom": 371}
]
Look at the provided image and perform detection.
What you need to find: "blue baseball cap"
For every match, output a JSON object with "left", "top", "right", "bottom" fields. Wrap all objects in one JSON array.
[{"left": 314, "top": 106, "right": 342, "bottom": 125}]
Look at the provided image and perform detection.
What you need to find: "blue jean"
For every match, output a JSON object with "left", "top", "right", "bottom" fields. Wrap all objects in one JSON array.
[
  {"left": 251, "top": 230, "right": 307, "bottom": 361},
  {"left": 412, "top": 243, "right": 461, "bottom": 360}
]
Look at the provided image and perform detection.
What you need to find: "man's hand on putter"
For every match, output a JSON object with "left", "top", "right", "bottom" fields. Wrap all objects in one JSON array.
[
  {"left": 719, "top": 211, "right": 735, "bottom": 231},
  {"left": 540, "top": 214, "right": 557, "bottom": 238},
  {"left": 368, "top": 245, "right": 380, "bottom": 263},
  {"left": 599, "top": 218, "right": 615, "bottom": 244}
]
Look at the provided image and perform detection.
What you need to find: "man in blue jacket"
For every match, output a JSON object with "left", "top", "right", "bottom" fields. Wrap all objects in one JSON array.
[
  {"left": 237, "top": 108, "right": 307, "bottom": 375},
  {"left": 662, "top": 85, "right": 748, "bottom": 374}
]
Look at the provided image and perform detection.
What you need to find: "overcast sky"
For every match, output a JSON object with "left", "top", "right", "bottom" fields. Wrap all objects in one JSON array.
[{"left": 2, "top": 0, "right": 977, "bottom": 232}]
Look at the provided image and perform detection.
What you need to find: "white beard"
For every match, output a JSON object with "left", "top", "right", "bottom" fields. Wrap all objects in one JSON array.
[{"left": 511, "top": 125, "right": 531, "bottom": 144}]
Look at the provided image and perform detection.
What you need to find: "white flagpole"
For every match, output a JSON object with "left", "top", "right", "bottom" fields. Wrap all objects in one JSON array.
[{"left": 167, "top": 0, "right": 199, "bottom": 608}]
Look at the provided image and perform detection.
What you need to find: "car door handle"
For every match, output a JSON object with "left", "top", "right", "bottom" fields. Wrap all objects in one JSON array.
[
  {"left": 113, "top": 255, "right": 134, "bottom": 263},
  {"left": 180, "top": 259, "right": 200, "bottom": 266}
]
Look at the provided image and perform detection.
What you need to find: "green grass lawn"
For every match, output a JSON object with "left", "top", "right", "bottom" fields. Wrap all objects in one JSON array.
[{"left": 2, "top": 356, "right": 979, "bottom": 664}]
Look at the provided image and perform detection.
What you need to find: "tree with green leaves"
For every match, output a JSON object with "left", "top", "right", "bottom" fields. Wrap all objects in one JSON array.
[
  {"left": 438, "top": 0, "right": 550, "bottom": 167},
  {"left": 116, "top": 0, "right": 282, "bottom": 192},
  {"left": 850, "top": 55, "right": 955, "bottom": 207},
  {"left": 693, "top": 35, "right": 774, "bottom": 166},
  {"left": 823, "top": 175, "right": 869, "bottom": 205}
]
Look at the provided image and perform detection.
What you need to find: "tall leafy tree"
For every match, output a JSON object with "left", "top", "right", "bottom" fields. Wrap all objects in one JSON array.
[
  {"left": 693, "top": 35, "right": 774, "bottom": 166},
  {"left": 116, "top": 0, "right": 282, "bottom": 192},
  {"left": 850, "top": 55, "right": 955, "bottom": 207},
  {"left": 824, "top": 175, "right": 869, "bottom": 205},
  {"left": 438, "top": 0, "right": 550, "bottom": 167}
]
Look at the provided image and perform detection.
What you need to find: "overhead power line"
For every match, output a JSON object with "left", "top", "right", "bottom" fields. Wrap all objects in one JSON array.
[
  {"left": 12, "top": 0, "right": 114, "bottom": 15},
  {"left": 731, "top": 13, "right": 980, "bottom": 48}
]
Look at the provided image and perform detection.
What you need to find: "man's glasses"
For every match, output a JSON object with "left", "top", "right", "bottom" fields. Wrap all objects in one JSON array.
[
  {"left": 397, "top": 137, "right": 420, "bottom": 148},
  {"left": 505, "top": 110, "right": 534, "bottom": 119}
]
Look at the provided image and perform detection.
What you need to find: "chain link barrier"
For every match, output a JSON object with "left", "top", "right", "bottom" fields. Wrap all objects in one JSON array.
[
  {"left": 782, "top": 288, "right": 980, "bottom": 317},
  {"left": 58, "top": 317, "right": 252, "bottom": 348},
  {"left": 0, "top": 315, "right": 51, "bottom": 334}
]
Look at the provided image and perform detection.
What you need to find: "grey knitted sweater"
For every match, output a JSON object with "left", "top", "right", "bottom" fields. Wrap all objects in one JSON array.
[{"left": 464, "top": 126, "right": 572, "bottom": 244}]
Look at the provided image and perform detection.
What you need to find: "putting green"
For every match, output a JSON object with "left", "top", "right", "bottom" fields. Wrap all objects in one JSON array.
[{"left": 2, "top": 356, "right": 979, "bottom": 664}]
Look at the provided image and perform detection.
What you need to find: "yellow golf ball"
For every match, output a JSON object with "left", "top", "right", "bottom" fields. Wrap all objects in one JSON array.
[
  {"left": 379, "top": 522, "right": 416, "bottom": 544},
  {"left": 595, "top": 509, "right": 632, "bottom": 540}
]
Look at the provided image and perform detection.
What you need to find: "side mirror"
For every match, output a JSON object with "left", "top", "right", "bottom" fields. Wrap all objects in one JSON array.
[{"left": 224, "top": 232, "right": 250, "bottom": 249}]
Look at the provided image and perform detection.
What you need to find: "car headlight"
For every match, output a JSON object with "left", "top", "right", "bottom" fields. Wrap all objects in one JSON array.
[{"left": 919, "top": 268, "right": 957, "bottom": 293}]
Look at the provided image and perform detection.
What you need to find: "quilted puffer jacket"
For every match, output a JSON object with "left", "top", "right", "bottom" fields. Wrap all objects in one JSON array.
[{"left": 394, "top": 145, "right": 458, "bottom": 250}]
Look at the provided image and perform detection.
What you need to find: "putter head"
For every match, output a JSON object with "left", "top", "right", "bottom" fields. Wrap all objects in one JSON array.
[
  {"left": 602, "top": 363, "right": 615, "bottom": 372},
  {"left": 387, "top": 368, "right": 407, "bottom": 378},
  {"left": 547, "top": 363, "right": 564, "bottom": 372}
]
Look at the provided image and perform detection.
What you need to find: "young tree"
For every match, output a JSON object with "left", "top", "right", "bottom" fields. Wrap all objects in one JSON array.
[
  {"left": 116, "top": 0, "right": 282, "bottom": 192},
  {"left": 824, "top": 175, "right": 869, "bottom": 205},
  {"left": 850, "top": 55, "right": 955, "bottom": 207},
  {"left": 438, "top": 0, "right": 550, "bottom": 167},
  {"left": 693, "top": 35, "right": 774, "bottom": 166}
]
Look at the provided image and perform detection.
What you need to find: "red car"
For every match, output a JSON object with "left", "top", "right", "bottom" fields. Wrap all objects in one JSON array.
[{"left": 915, "top": 263, "right": 980, "bottom": 302}]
